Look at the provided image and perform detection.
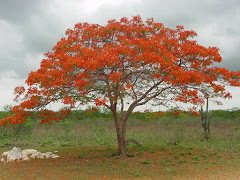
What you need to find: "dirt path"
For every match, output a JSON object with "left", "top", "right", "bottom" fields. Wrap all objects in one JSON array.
[{"left": 177, "top": 167, "right": 240, "bottom": 180}]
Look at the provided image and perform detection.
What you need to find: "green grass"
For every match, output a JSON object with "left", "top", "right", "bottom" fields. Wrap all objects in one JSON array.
[
  {"left": 0, "top": 109, "right": 240, "bottom": 179},
  {"left": 1, "top": 115, "right": 240, "bottom": 151}
]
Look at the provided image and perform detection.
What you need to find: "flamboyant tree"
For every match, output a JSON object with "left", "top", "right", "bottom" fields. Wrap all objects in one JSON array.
[{"left": 1, "top": 15, "right": 240, "bottom": 158}]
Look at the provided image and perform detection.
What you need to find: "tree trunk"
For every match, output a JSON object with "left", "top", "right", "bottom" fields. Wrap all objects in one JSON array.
[
  {"left": 121, "top": 109, "right": 133, "bottom": 154},
  {"left": 115, "top": 123, "right": 127, "bottom": 158},
  {"left": 121, "top": 119, "right": 127, "bottom": 152},
  {"left": 112, "top": 109, "right": 127, "bottom": 158},
  {"left": 200, "top": 98, "right": 210, "bottom": 140},
  {"left": 110, "top": 101, "right": 134, "bottom": 158}
]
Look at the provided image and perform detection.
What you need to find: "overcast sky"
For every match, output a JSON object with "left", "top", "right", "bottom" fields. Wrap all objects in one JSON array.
[{"left": 0, "top": 0, "right": 239, "bottom": 111}]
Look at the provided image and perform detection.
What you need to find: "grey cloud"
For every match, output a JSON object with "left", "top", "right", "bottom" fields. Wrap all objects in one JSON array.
[
  {"left": 139, "top": 0, "right": 240, "bottom": 28},
  {"left": 0, "top": 0, "right": 66, "bottom": 79},
  {"left": 21, "top": 15, "right": 64, "bottom": 54},
  {"left": 0, "top": 0, "right": 239, "bottom": 110},
  {"left": 221, "top": 55, "right": 240, "bottom": 72},
  {"left": 0, "top": 0, "right": 239, "bottom": 82},
  {"left": 0, "top": 56, "right": 32, "bottom": 79},
  {"left": 91, "top": 0, "right": 240, "bottom": 72},
  {"left": 0, "top": 0, "right": 47, "bottom": 24}
]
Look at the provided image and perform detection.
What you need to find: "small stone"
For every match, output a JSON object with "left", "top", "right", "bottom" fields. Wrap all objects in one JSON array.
[
  {"left": 22, "top": 155, "right": 30, "bottom": 161},
  {"left": 51, "top": 154, "right": 60, "bottom": 158},
  {"left": 42, "top": 153, "right": 46, "bottom": 157},
  {"left": 44, "top": 152, "right": 53, "bottom": 158},
  {"left": 1, "top": 158, "right": 5, "bottom": 163},
  {"left": 22, "top": 149, "right": 37, "bottom": 156},
  {"left": 7, "top": 147, "right": 22, "bottom": 162},
  {"left": 30, "top": 152, "right": 37, "bottom": 159},
  {"left": 36, "top": 152, "right": 44, "bottom": 159},
  {"left": 2, "top": 151, "right": 9, "bottom": 158}
]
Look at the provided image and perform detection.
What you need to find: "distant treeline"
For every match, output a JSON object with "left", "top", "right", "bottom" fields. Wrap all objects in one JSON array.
[{"left": 0, "top": 108, "right": 240, "bottom": 122}]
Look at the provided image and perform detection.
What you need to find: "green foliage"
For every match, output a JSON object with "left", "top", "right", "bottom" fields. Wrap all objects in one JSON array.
[
  {"left": 200, "top": 99, "right": 210, "bottom": 140},
  {"left": 130, "top": 112, "right": 155, "bottom": 121},
  {"left": 0, "top": 138, "right": 11, "bottom": 147},
  {"left": 3, "top": 104, "right": 13, "bottom": 112},
  {"left": 63, "top": 108, "right": 112, "bottom": 121},
  {"left": 210, "top": 108, "right": 240, "bottom": 121},
  {"left": 1, "top": 108, "right": 240, "bottom": 151},
  {"left": 60, "top": 119, "right": 74, "bottom": 135},
  {"left": 233, "top": 126, "right": 240, "bottom": 131},
  {"left": 91, "top": 124, "right": 106, "bottom": 134},
  {"left": 60, "top": 141, "right": 74, "bottom": 147},
  {"left": 0, "top": 111, "right": 12, "bottom": 119},
  {"left": 178, "top": 159, "right": 187, "bottom": 163},
  {"left": 0, "top": 117, "right": 34, "bottom": 140},
  {"left": 64, "top": 110, "right": 85, "bottom": 120},
  {"left": 38, "top": 137, "right": 54, "bottom": 146},
  {"left": 141, "top": 159, "right": 151, "bottom": 164},
  {"left": 90, "top": 124, "right": 114, "bottom": 145},
  {"left": 191, "top": 155, "right": 200, "bottom": 161}
]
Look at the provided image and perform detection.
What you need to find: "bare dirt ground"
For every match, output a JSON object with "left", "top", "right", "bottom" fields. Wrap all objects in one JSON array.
[
  {"left": 1, "top": 145, "right": 240, "bottom": 180},
  {"left": 176, "top": 167, "right": 240, "bottom": 180}
]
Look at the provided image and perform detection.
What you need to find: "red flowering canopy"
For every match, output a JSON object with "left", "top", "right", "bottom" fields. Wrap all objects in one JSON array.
[{"left": 1, "top": 15, "right": 240, "bottom": 126}]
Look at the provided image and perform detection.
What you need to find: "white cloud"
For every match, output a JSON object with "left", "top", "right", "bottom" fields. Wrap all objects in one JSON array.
[
  {"left": 0, "top": 71, "right": 25, "bottom": 108},
  {"left": 0, "top": 20, "right": 23, "bottom": 57},
  {"left": 209, "top": 85, "right": 240, "bottom": 110},
  {"left": 23, "top": 53, "right": 44, "bottom": 72}
]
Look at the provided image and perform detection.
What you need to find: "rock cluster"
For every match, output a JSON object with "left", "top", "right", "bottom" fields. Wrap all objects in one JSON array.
[{"left": 1, "top": 147, "right": 59, "bottom": 163}]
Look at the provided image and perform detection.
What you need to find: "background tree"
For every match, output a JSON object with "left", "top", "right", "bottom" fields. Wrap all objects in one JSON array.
[
  {"left": 200, "top": 98, "right": 210, "bottom": 140},
  {"left": 1, "top": 15, "right": 240, "bottom": 158}
]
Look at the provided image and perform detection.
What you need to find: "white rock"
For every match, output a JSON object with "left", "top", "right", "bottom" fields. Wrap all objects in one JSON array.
[
  {"left": 30, "top": 152, "right": 44, "bottom": 159},
  {"left": 7, "top": 147, "right": 22, "bottom": 162},
  {"left": 1, "top": 158, "right": 5, "bottom": 163},
  {"left": 1, "top": 147, "right": 60, "bottom": 163},
  {"left": 30, "top": 152, "right": 37, "bottom": 159},
  {"left": 42, "top": 153, "right": 46, "bottom": 157},
  {"left": 22, "top": 155, "right": 30, "bottom": 161},
  {"left": 51, "top": 154, "right": 60, "bottom": 158},
  {"left": 2, "top": 151, "right": 9, "bottom": 158},
  {"left": 43, "top": 152, "right": 53, "bottom": 158},
  {"left": 36, "top": 152, "right": 44, "bottom": 159},
  {"left": 22, "top": 149, "right": 37, "bottom": 156}
]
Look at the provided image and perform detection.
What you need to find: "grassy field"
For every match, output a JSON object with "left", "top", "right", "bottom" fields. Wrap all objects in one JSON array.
[{"left": 0, "top": 109, "right": 240, "bottom": 179}]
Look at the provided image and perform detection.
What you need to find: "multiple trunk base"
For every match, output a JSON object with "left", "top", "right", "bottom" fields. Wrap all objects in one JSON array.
[
  {"left": 125, "top": 139, "right": 142, "bottom": 147},
  {"left": 111, "top": 139, "right": 142, "bottom": 159}
]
